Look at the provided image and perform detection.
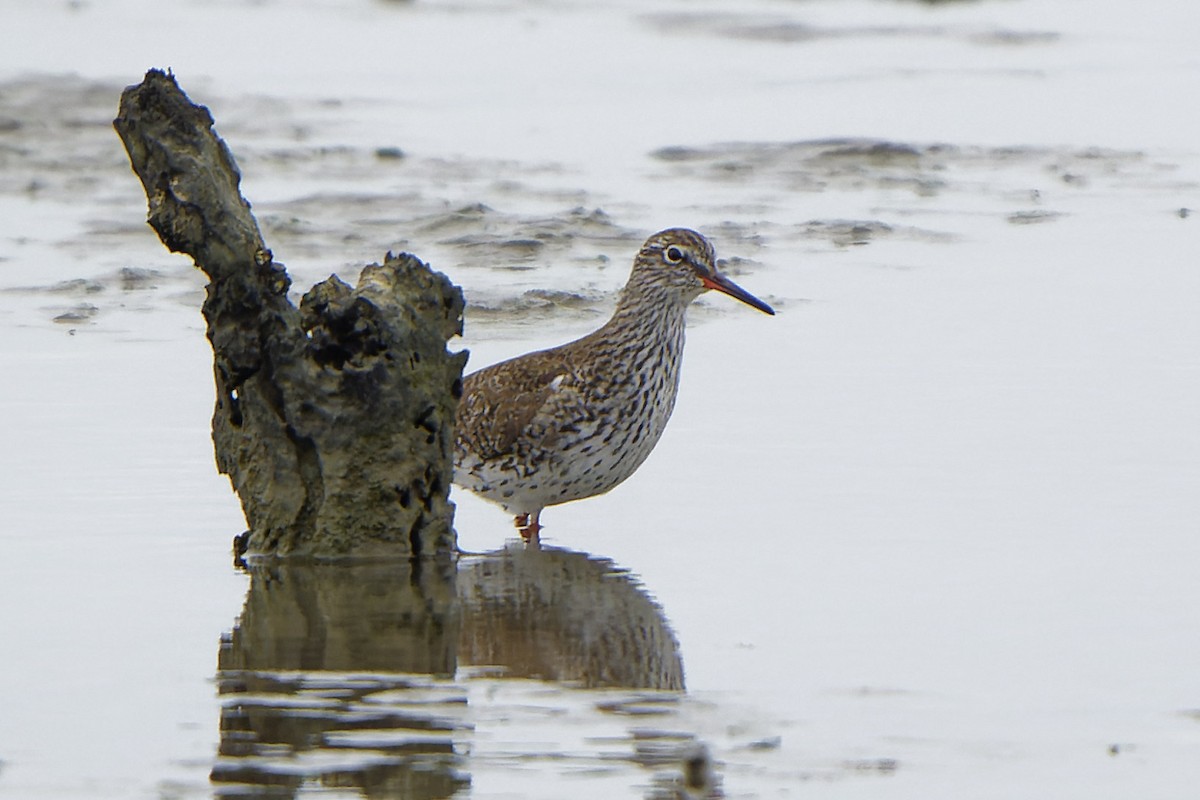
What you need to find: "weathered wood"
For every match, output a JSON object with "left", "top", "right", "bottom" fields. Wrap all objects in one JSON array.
[{"left": 114, "top": 69, "right": 466, "bottom": 558}]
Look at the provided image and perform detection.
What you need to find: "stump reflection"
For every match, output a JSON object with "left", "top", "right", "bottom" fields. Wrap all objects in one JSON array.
[
  {"left": 212, "top": 559, "right": 466, "bottom": 798},
  {"left": 212, "top": 546, "right": 684, "bottom": 796}
]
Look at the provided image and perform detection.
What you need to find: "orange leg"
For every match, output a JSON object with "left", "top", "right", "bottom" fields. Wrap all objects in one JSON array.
[{"left": 514, "top": 511, "right": 542, "bottom": 543}]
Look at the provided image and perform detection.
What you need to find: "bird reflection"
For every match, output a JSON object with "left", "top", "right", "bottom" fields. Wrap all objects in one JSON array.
[
  {"left": 458, "top": 544, "right": 685, "bottom": 690},
  {"left": 212, "top": 545, "right": 685, "bottom": 797}
]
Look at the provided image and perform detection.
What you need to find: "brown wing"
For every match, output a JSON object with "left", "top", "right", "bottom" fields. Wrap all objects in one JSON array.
[{"left": 456, "top": 349, "right": 574, "bottom": 461}]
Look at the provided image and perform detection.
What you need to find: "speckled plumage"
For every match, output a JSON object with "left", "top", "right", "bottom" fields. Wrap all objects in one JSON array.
[{"left": 454, "top": 228, "right": 773, "bottom": 540}]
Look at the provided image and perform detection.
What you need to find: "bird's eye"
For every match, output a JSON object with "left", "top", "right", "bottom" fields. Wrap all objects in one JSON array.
[{"left": 664, "top": 245, "right": 685, "bottom": 264}]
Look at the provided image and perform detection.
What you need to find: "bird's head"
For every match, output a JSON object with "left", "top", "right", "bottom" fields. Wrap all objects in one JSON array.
[{"left": 633, "top": 228, "right": 774, "bottom": 315}]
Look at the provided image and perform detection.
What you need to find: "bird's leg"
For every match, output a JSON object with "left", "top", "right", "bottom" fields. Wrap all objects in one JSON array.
[{"left": 515, "top": 511, "right": 542, "bottom": 545}]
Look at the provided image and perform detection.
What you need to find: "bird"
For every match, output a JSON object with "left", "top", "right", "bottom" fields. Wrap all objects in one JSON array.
[{"left": 453, "top": 228, "right": 774, "bottom": 542}]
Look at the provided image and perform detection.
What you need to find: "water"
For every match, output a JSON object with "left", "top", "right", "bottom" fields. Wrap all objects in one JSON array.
[{"left": 1, "top": 0, "right": 1199, "bottom": 797}]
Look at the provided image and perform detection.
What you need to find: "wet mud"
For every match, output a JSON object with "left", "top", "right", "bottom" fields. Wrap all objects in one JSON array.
[
  {"left": 640, "top": 9, "right": 1060, "bottom": 47},
  {"left": 649, "top": 138, "right": 1170, "bottom": 213},
  {"left": 2, "top": 76, "right": 1185, "bottom": 333}
]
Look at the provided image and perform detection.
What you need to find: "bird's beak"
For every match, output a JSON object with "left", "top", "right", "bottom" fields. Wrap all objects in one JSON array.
[{"left": 701, "top": 272, "right": 775, "bottom": 316}]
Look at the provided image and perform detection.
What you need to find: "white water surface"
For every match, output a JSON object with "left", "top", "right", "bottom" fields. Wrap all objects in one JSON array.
[{"left": 1, "top": 0, "right": 1199, "bottom": 797}]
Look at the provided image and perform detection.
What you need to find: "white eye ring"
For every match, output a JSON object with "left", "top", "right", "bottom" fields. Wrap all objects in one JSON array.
[{"left": 663, "top": 245, "right": 685, "bottom": 264}]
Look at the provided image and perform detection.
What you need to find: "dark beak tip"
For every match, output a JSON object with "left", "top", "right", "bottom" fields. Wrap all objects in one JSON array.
[
  {"left": 702, "top": 273, "right": 774, "bottom": 316},
  {"left": 751, "top": 300, "right": 776, "bottom": 316}
]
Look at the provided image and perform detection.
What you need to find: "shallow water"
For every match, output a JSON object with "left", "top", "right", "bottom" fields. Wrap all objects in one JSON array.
[{"left": 2, "top": 0, "right": 1199, "bottom": 797}]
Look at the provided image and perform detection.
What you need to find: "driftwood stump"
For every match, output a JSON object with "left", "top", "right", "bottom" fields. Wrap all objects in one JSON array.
[{"left": 114, "top": 69, "right": 466, "bottom": 558}]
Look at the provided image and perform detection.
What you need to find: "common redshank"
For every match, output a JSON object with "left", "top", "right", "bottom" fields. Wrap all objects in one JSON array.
[{"left": 454, "top": 228, "right": 773, "bottom": 541}]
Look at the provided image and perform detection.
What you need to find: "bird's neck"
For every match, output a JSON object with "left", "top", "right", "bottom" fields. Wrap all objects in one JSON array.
[{"left": 602, "top": 279, "right": 692, "bottom": 353}]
